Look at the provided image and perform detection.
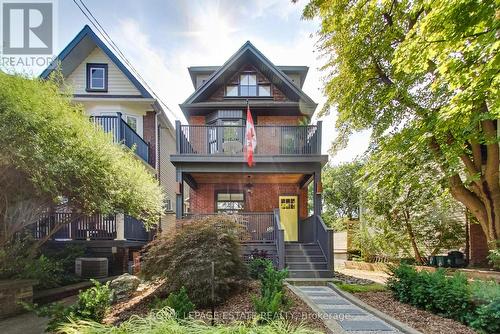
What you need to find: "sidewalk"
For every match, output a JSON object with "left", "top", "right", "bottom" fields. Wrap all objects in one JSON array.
[
  {"left": 336, "top": 268, "right": 390, "bottom": 285},
  {"left": 289, "top": 284, "right": 416, "bottom": 334}
]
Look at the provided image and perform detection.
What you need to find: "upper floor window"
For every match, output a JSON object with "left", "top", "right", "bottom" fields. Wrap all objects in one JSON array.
[
  {"left": 225, "top": 72, "right": 271, "bottom": 97},
  {"left": 86, "top": 63, "right": 108, "bottom": 92},
  {"left": 125, "top": 115, "right": 138, "bottom": 132}
]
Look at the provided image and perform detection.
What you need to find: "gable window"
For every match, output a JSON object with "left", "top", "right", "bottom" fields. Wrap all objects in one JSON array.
[
  {"left": 216, "top": 192, "right": 244, "bottom": 213},
  {"left": 86, "top": 63, "right": 108, "bottom": 92},
  {"left": 240, "top": 73, "right": 257, "bottom": 96},
  {"left": 225, "top": 72, "right": 272, "bottom": 97}
]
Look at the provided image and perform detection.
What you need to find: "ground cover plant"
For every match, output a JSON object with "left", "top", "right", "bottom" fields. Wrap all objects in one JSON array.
[
  {"left": 141, "top": 215, "right": 248, "bottom": 307},
  {"left": 26, "top": 279, "right": 113, "bottom": 332},
  {"left": 59, "top": 307, "right": 322, "bottom": 334},
  {"left": 335, "top": 282, "right": 387, "bottom": 293},
  {"left": 387, "top": 264, "right": 500, "bottom": 333},
  {"left": 150, "top": 286, "right": 195, "bottom": 319}
]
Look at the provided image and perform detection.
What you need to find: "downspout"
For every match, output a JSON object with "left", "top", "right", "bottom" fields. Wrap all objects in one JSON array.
[{"left": 155, "top": 111, "right": 162, "bottom": 234}]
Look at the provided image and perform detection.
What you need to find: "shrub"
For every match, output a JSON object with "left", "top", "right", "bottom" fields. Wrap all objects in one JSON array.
[
  {"left": 387, "top": 265, "right": 472, "bottom": 321},
  {"left": 487, "top": 248, "right": 500, "bottom": 270},
  {"left": 249, "top": 258, "right": 273, "bottom": 280},
  {"left": 252, "top": 261, "right": 290, "bottom": 321},
  {"left": 467, "top": 280, "right": 500, "bottom": 334},
  {"left": 151, "top": 286, "right": 195, "bottom": 319},
  {"left": 26, "top": 279, "right": 113, "bottom": 332},
  {"left": 141, "top": 215, "right": 248, "bottom": 307},
  {"left": 57, "top": 308, "right": 321, "bottom": 334}
]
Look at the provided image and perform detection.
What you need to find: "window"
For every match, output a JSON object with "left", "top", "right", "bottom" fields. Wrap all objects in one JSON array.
[
  {"left": 164, "top": 197, "right": 173, "bottom": 212},
  {"left": 86, "top": 63, "right": 108, "bottom": 92},
  {"left": 222, "top": 120, "right": 240, "bottom": 142},
  {"left": 125, "top": 115, "right": 138, "bottom": 132},
  {"left": 226, "top": 85, "right": 238, "bottom": 97},
  {"left": 216, "top": 192, "right": 244, "bottom": 213},
  {"left": 225, "top": 72, "right": 272, "bottom": 97},
  {"left": 258, "top": 84, "right": 271, "bottom": 96},
  {"left": 240, "top": 73, "right": 257, "bottom": 96}
]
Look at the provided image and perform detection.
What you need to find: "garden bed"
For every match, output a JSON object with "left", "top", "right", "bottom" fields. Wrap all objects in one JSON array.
[
  {"left": 104, "top": 280, "right": 327, "bottom": 332},
  {"left": 354, "top": 291, "right": 477, "bottom": 334}
]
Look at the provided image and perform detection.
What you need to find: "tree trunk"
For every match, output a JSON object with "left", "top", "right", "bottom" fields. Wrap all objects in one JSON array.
[{"left": 403, "top": 210, "right": 425, "bottom": 264}]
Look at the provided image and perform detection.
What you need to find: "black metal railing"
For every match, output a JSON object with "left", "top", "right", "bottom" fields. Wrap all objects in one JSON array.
[
  {"left": 91, "top": 113, "right": 150, "bottom": 164},
  {"left": 176, "top": 123, "right": 321, "bottom": 156},
  {"left": 183, "top": 212, "right": 275, "bottom": 242},
  {"left": 124, "top": 215, "right": 150, "bottom": 241}
]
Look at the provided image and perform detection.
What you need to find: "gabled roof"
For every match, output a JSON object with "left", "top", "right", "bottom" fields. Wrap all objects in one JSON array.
[
  {"left": 40, "top": 25, "right": 152, "bottom": 98},
  {"left": 188, "top": 65, "right": 309, "bottom": 89},
  {"left": 181, "top": 41, "right": 317, "bottom": 117}
]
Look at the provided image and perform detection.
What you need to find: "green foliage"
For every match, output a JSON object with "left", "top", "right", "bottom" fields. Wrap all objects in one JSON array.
[
  {"left": 249, "top": 258, "right": 274, "bottom": 280},
  {"left": 141, "top": 215, "right": 248, "bottom": 307},
  {"left": 151, "top": 287, "right": 195, "bottom": 319},
  {"left": 387, "top": 265, "right": 472, "bottom": 321},
  {"left": 302, "top": 0, "right": 499, "bottom": 246},
  {"left": 0, "top": 73, "right": 163, "bottom": 249},
  {"left": 335, "top": 283, "right": 387, "bottom": 293},
  {"left": 387, "top": 265, "right": 500, "bottom": 333},
  {"left": 487, "top": 246, "right": 500, "bottom": 270},
  {"left": 252, "top": 261, "right": 290, "bottom": 321},
  {"left": 57, "top": 308, "right": 322, "bottom": 334},
  {"left": 322, "top": 161, "right": 363, "bottom": 224},
  {"left": 27, "top": 279, "right": 113, "bottom": 332}
]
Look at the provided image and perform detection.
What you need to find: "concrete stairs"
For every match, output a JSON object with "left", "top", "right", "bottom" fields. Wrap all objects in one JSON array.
[{"left": 285, "top": 242, "right": 333, "bottom": 278}]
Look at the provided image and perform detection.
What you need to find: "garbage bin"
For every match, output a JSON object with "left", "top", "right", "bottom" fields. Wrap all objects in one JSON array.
[
  {"left": 435, "top": 255, "right": 448, "bottom": 267},
  {"left": 447, "top": 251, "right": 465, "bottom": 268},
  {"left": 428, "top": 256, "right": 437, "bottom": 266}
]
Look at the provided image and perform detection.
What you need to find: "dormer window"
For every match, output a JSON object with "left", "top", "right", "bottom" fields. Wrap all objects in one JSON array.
[
  {"left": 225, "top": 72, "right": 272, "bottom": 97},
  {"left": 86, "top": 63, "right": 108, "bottom": 92}
]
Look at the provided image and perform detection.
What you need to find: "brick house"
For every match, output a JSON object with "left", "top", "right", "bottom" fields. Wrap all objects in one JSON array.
[
  {"left": 37, "top": 25, "right": 177, "bottom": 274},
  {"left": 171, "top": 41, "right": 332, "bottom": 278}
]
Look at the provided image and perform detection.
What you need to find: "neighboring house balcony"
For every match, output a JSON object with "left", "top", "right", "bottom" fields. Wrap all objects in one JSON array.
[
  {"left": 172, "top": 121, "right": 323, "bottom": 163},
  {"left": 90, "top": 112, "right": 151, "bottom": 165},
  {"left": 31, "top": 212, "right": 153, "bottom": 245}
]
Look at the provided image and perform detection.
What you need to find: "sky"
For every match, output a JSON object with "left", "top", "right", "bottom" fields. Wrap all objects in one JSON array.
[{"left": 7, "top": 0, "right": 371, "bottom": 164}]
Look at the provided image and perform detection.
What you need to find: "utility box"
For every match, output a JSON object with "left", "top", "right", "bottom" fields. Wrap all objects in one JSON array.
[{"left": 75, "top": 257, "right": 109, "bottom": 278}]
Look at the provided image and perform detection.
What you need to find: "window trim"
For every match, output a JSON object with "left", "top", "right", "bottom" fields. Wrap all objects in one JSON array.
[
  {"left": 215, "top": 191, "right": 245, "bottom": 213},
  {"left": 224, "top": 71, "right": 273, "bottom": 98},
  {"left": 125, "top": 114, "right": 138, "bottom": 132},
  {"left": 86, "top": 63, "right": 108, "bottom": 92}
]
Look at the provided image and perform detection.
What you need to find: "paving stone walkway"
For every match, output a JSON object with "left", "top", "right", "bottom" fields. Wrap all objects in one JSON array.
[{"left": 296, "top": 285, "right": 401, "bottom": 334}]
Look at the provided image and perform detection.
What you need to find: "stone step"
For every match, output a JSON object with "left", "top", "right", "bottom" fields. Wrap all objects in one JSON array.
[
  {"left": 285, "top": 249, "right": 324, "bottom": 256},
  {"left": 287, "top": 262, "right": 328, "bottom": 270},
  {"left": 288, "top": 269, "right": 334, "bottom": 279},
  {"left": 285, "top": 255, "right": 326, "bottom": 263}
]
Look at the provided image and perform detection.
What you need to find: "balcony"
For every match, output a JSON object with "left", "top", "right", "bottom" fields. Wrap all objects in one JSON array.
[
  {"left": 90, "top": 113, "right": 151, "bottom": 165},
  {"left": 31, "top": 212, "right": 152, "bottom": 242},
  {"left": 175, "top": 122, "right": 322, "bottom": 157}
]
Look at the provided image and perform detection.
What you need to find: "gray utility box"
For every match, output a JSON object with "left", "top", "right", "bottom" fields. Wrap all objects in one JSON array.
[{"left": 75, "top": 257, "right": 109, "bottom": 278}]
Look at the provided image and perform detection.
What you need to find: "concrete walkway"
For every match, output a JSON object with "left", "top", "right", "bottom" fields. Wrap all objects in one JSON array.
[{"left": 292, "top": 285, "right": 402, "bottom": 334}]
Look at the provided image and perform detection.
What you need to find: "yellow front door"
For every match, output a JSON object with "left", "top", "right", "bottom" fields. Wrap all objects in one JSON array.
[{"left": 279, "top": 196, "right": 298, "bottom": 241}]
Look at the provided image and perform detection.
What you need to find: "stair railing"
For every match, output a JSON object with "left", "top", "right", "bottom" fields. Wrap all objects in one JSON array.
[
  {"left": 273, "top": 209, "right": 285, "bottom": 270},
  {"left": 315, "top": 215, "right": 334, "bottom": 272}
]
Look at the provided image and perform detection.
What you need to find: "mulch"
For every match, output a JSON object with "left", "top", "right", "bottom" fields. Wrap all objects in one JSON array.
[
  {"left": 354, "top": 291, "right": 477, "bottom": 334},
  {"left": 104, "top": 280, "right": 327, "bottom": 332}
]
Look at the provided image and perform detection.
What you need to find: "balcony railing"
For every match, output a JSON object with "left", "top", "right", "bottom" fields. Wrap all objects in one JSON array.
[
  {"left": 31, "top": 212, "right": 151, "bottom": 242},
  {"left": 176, "top": 123, "right": 321, "bottom": 156},
  {"left": 91, "top": 113, "right": 150, "bottom": 164},
  {"left": 183, "top": 212, "right": 275, "bottom": 242}
]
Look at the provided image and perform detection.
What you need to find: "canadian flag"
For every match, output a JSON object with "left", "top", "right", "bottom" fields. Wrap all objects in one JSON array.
[{"left": 245, "top": 104, "right": 256, "bottom": 167}]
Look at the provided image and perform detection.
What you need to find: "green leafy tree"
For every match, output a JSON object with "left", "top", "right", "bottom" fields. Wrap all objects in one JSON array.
[
  {"left": 302, "top": 0, "right": 499, "bottom": 250},
  {"left": 0, "top": 73, "right": 163, "bottom": 248},
  {"left": 361, "top": 147, "right": 466, "bottom": 263},
  {"left": 322, "top": 161, "right": 363, "bottom": 229}
]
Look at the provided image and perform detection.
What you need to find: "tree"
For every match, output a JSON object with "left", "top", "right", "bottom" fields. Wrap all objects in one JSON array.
[
  {"left": 322, "top": 161, "right": 363, "bottom": 229},
  {"left": 361, "top": 145, "right": 465, "bottom": 263},
  {"left": 302, "top": 0, "right": 499, "bottom": 248},
  {"left": 0, "top": 73, "right": 164, "bottom": 248}
]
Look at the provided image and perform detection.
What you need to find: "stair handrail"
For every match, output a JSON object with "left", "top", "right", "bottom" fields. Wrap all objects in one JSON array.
[
  {"left": 315, "top": 215, "right": 334, "bottom": 272},
  {"left": 273, "top": 209, "right": 285, "bottom": 270}
]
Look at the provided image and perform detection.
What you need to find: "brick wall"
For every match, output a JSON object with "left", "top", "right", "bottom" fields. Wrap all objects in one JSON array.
[
  {"left": 143, "top": 111, "right": 156, "bottom": 167},
  {"left": 190, "top": 182, "right": 308, "bottom": 219},
  {"left": 257, "top": 116, "right": 300, "bottom": 125},
  {"left": 469, "top": 223, "right": 489, "bottom": 266}
]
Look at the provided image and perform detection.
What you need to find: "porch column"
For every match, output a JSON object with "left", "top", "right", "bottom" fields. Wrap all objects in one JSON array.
[
  {"left": 175, "top": 170, "right": 184, "bottom": 219},
  {"left": 116, "top": 213, "right": 125, "bottom": 240},
  {"left": 313, "top": 171, "right": 322, "bottom": 216}
]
